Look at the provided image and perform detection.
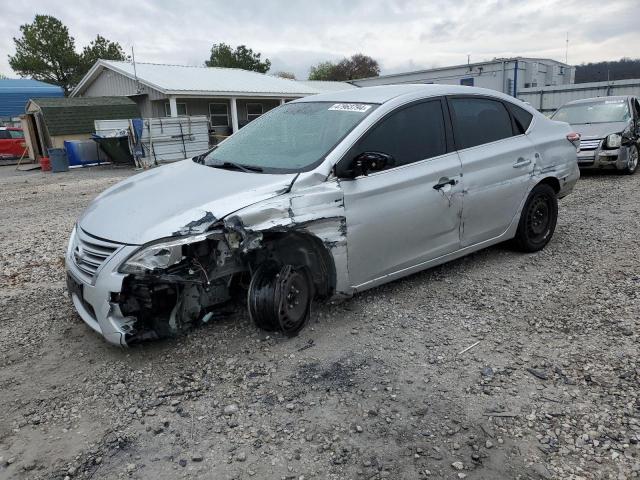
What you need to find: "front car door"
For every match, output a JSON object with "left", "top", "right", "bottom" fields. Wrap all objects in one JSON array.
[
  {"left": 447, "top": 96, "right": 536, "bottom": 247},
  {"left": 338, "top": 98, "right": 464, "bottom": 289}
]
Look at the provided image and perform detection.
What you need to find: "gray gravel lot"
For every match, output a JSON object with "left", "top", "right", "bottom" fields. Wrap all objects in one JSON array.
[{"left": 0, "top": 163, "right": 638, "bottom": 480}]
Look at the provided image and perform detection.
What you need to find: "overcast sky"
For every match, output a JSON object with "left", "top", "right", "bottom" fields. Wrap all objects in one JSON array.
[{"left": 2, "top": 0, "right": 639, "bottom": 80}]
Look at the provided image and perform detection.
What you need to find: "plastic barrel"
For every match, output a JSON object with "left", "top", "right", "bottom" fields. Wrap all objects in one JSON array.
[{"left": 47, "top": 148, "right": 69, "bottom": 173}]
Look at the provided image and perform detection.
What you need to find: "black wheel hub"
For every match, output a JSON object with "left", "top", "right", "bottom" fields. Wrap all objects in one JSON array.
[
  {"left": 526, "top": 196, "right": 551, "bottom": 240},
  {"left": 248, "top": 263, "right": 312, "bottom": 337}
]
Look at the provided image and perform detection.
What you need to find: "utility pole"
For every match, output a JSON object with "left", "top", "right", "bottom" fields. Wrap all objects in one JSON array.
[
  {"left": 565, "top": 32, "right": 569, "bottom": 64},
  {"left": 131, "top": 46, "right": 141, "bottom": 93}
]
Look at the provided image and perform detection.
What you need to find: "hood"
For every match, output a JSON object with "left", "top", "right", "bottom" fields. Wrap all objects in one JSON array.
[
  {"left": 79, "top": 160, "right": 297, "bottom": 244},
  {"left": 570, "top": 121, "right": 629, "bottom": 139}
]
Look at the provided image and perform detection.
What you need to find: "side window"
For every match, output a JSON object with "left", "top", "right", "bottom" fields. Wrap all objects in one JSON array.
[
  {"left": 0, "top": 130, "right": 11, "bottom": 139},
  {"left": 353, "top": 100, "right": 447, "bottom": 168},
  {"left": 449, "top": 97, "right": 514, "bottom": 149},
  {"left": 508, "top": 103, "right": 534, "bottom": 134},
  {"left": 9, "top": 130, "right": 24, "bottom": 139}
]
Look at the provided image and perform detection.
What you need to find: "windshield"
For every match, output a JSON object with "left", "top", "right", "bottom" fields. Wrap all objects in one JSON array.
[
  {"left": 552, "top": 99, "right": 630, "bottom": 124},
  {"left": 203, "top": 101, "right": 377, "bottom": 173}
]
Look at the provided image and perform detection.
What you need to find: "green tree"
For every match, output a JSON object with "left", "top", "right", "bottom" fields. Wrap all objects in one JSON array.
[
  {"left": 8, "top": 15, "right": 79, "bottom": 94},
  {"left": 80, "top": 35, "right": 128, "bottom": 71},
  {"left": 308, "top": 54, "right": 380, "bottom": 81},
  {"left": 8, "top": 15, "right": 128, "bottom": 95},
  {"left": 273, "top": 71, "right": 296, "bottom": 80},
  {"left": 308, "top": 61, "right": 336, "bottom": 80},
  {"left": 205, "top": 43, "right": 271, "bottom": 73}
]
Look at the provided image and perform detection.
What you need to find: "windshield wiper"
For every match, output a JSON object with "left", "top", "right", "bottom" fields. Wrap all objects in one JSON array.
[{"left": 211, "top": 161, "right": 263, "bottom": 173}]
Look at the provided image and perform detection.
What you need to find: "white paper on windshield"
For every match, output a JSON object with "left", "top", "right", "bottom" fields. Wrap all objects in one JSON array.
[{"left": 328, "top": 103, "right": 372, "bottom": 113}]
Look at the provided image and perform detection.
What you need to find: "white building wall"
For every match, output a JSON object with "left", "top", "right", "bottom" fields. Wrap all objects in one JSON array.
[
  {"left": 352, "top": 58, "right": 574, "bottom": 96},
  {"left": 518, "top": 79, "right": 640, "bottom": 113}
]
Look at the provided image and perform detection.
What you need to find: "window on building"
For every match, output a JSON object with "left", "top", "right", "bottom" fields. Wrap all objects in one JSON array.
[
  {"left": 246, "top": 103, "right": 264, "bottom": 122},
  {"left": 351, "top": 100, "right": 447, "bottom": 169},
  {"left": 449, "top": 97, "right": 514, "bottom": 149},
  {"left": 164, "top": 102, "right": 188, "bottom": 117},
  {"left": 460, "top": 78, "right": 474, "bottom": 87},
  {"left": 209, "top": 103, "right": 229, "bottom": 127}
]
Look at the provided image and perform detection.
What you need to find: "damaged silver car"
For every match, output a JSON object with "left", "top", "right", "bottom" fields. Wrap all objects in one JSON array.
[
  {"left": 551, "top": 96, "right": 640, "bottom": 174},
  {"left": 66, "top": 85, "right": 580, "bottom": 346}
]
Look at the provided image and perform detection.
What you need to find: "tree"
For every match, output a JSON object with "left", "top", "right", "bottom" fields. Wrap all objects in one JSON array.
[
  {"left": 205, "top": 43, "right": 271, "bottom": 73},
  {"left": 80, "top": 35, "right": 128, "bottom": 72},
  {"left": 9, "top": 15, "right": 79, "bottom": 94},
  {"left": 308, "top": 54, "right": 380, "bottom": 81},
  {"left": 273, "top": 71, "right": 296, "bottom": 80},
  {"left": 335, "top": 54, "right": 380, "bottom": 81},
  {"left": 308, "top": 61, "right": 336, "bottom": 81},
  {"left": 8, "top": 15, "right": 128, "bottom": 95}
]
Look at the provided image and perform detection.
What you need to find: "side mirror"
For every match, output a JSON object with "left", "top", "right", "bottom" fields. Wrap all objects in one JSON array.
[{"left": 348, "top": 151, "right": 395, "bottom": 178}]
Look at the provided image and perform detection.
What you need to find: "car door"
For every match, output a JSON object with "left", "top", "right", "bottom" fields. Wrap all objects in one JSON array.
[
  {"left": 338, "top": 98, "right": 463, "bottom": 288},
  {"left": 0, "top": 129, "right": 13, "bottom": 158},
  {"left": 447, "top": 96, "right": 535, "bottom": 247}
]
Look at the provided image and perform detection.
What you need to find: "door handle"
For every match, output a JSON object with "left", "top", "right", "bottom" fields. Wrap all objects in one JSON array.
[
  {"left": 433, "top": 178, "right": 458, "bottom": 190},
  {"left": 513, "top": 157, "right": 532, "bottom": 168}
]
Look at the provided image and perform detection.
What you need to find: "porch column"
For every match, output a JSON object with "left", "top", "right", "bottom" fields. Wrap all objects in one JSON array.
[
  {"left": 280, "top": 98, "right": 286, "bottom": 105},
  {"left": 168, "top": 96, "right": 178, "bottom": 117},
  {"left": 230, "top": 97, "right": 239, "bottom": 133}
]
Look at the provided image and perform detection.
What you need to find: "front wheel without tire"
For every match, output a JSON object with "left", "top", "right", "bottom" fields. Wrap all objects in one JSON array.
[
  {"left": 513, "top": 183, "right": 558, "bottom": 252},
  {"left": 248, "top": 262, "right": 313, "bottom": 337},
  {"left": 623, "top": 144, "right": 638, "bottom": 175}
]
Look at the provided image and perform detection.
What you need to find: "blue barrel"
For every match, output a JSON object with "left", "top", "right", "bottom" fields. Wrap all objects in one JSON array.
[{"left": 47, "top": 148, "right": 69, "bottom": 172}]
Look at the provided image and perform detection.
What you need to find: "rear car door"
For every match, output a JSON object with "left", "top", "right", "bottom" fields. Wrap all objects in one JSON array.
[
  {"left": 339, "top": 98, "right": 463, "bottom": 288},
  {"left": 447, "top": 96, "right": 535, "bottom": 247}
]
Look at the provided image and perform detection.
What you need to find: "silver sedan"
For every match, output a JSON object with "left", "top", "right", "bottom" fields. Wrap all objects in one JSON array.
[{"left": 66, "top": 85, "right": 580, "bottom": 345}]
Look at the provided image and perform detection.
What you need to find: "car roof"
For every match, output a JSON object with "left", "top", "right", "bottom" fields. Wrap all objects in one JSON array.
[
  {"left": 563, "top": 96, "right": 633, "bottom": 106},
  {"left": 293, "top": 84, "right": 524, "bottom": 105}
]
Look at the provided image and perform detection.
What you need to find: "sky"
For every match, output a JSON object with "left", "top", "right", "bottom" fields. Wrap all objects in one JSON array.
[{"left": 1, "top": 0, "right": 639, "bottom": 80}]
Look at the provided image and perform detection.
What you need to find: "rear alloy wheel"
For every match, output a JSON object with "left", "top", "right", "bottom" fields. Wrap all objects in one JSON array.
[
  {"left": 248, "top": 262, "right": 313, "bottom": 337},
  {"left": 624, "top": 144, "right": 639, "bottom": 175},
  {"left": 513, "top": 183, "right": 558, "bottom": 252}
]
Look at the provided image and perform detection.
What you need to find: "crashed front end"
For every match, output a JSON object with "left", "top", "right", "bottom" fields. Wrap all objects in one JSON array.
[{"left": 65, "top": 218, "right": 264, "bottom": 346}]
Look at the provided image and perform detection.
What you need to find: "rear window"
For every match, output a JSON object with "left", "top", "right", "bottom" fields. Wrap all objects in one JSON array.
[
  {"left": 509, "top": 104, "right": 534, "bottom": 134},
  {"left": 450, "top": 98, "right": 514, "bottom": 149}
]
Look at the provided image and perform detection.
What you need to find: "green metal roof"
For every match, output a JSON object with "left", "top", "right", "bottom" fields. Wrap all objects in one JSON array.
[{"left": 30, "top": 96, "right": 140, "bottom": 136}]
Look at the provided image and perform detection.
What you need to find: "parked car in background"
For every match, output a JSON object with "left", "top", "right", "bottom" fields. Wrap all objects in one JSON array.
[
  {"left": 0, "top": 127, "right": 26, "bottom": 159},
  {"left": 551, "top": 96, "right": 640, "bottom": 174},
  {"left": 65, "top": 85, "right": 580, "bottom": 346}
]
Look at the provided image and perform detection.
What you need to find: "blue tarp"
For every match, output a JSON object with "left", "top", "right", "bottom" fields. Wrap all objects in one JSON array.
[{"left": 0, "top": 79, "right": 64, "bottom": 118}]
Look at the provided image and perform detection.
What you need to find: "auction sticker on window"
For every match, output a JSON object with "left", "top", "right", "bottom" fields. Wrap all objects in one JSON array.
[{"left": 328, "top": 103, "right": 372, "bottom": 112}]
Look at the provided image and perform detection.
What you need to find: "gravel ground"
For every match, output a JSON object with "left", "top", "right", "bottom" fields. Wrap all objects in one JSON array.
[{"left": 0, "top": 163, "right": 638, "bottom": 480}]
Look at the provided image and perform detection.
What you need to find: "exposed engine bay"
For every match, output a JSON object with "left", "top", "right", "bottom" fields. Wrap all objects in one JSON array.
[{"left": 116, "top": 222, "right": 336, "bottom": 344}]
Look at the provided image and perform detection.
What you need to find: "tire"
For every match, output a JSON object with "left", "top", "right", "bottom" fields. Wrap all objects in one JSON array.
[
  {"left": 247, "top": 262, "right": 313, "bottom": 337},
  {"left": 513, "top": 183, "right": 558, "bottom": 253},
  {"left": 623, "top": 144, "right": 639, "bottom": 175}
]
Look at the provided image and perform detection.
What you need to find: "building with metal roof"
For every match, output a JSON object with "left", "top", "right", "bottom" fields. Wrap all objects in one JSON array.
[
  {"left": 0, "top": 79, "right": 63, "bottom": 121},
  {"left": 71, "top": 60, "right": 333, "bottom": 135},
  {"left": 351, "top": 57, "right": 574, "bottom": 98},
  {"left": 24, "top": 96, "right": 139, "bottom": 158}
]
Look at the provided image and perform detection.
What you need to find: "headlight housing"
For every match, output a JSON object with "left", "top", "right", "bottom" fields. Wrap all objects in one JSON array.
[
  {"left": 119, "top": 234, "right": 208, "bottom": 274},
  {"left": 66, "top": 225, "right": 77, "bottom": 260},
  {"left": 606, "top": 133, "right": 622, "bottom": 149}
]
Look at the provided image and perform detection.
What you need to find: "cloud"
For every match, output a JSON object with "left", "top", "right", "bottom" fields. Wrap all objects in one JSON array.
[{"left": 1, "top": 0, "right": 639, "bottom": 80}]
